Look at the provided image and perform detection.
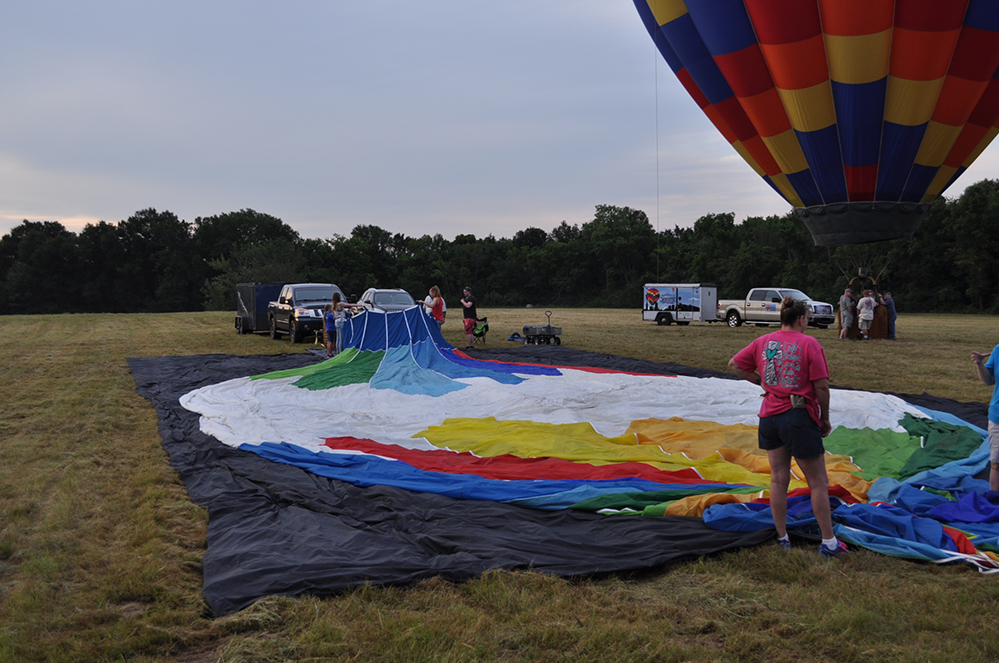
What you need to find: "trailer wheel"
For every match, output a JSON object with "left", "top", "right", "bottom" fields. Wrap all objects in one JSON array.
[
  {"left": 235, "top": 317, "right": 243, "bottom": 334},
  {"left": 656, "top": 313, "right": 673, "bottom": 326},
  {"left": 554, "top": 336, "right": 561, "bottom": 345},
  {"left": 726, "top": 311, "right": 742, "bottom": 328}
]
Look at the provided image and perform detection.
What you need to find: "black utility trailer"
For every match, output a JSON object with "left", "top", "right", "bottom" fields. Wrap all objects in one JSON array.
[
  {"left": 235, "top": 282, "right": 286, "bottom": 334},
  {"left": 522, "top": 310, "right": 561, "bottom": 345}
]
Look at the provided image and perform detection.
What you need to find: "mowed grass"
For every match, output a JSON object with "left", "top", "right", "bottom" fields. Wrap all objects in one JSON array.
[{"left": 1, "top": 310, "right": 999, "bottom": 662}]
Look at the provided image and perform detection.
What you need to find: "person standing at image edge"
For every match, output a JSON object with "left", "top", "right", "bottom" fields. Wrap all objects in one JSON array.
[
  {"left": 461, "top": 286, "right": 477, "bottom": 350},
  {"left": 971, "top": 346, "right": 999, "bottom": 492},
  {"left": 728, "top": 296, "right": 848, "bottom": 558}
]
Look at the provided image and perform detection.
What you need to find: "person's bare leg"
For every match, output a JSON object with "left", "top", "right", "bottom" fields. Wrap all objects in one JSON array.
[
  {"left": 990, "top": 462, "right": 999, "bottom": 492},
  {"left": 796, "top": 454, "right": 834, "bottom": 540},
  {"left": 767, "top": 446, "right": 792, "bottom": 538}
]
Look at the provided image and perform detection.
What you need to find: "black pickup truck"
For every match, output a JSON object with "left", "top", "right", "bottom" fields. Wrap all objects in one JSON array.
[{"left": 267, "top": 283, "right": 345, "bottom": 343}]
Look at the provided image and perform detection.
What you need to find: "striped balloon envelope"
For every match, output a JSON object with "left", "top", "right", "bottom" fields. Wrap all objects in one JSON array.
[{"left": 633, "top": 0, "right": 999, "bottom": 246}]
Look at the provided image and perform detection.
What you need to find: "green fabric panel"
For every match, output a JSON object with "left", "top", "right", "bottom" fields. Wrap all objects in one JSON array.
[
  {"left": 822, "top": 425, "right": 920, "bottom": 480},
  {"left": 252, "top": 348, "right": 360, "bottom": 381},
  {"left": 568, "top": 485, "right": 760, "bottom": 513},
  {"left": 294, "top": 350, "right": 384, "bottom": 390},
  {"left": 897, "top": 413, "right": 984, "bottom": 480}
]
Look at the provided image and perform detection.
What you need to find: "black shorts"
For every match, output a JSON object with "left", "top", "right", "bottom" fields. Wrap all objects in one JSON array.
[{"left": 758, "top": 407, "right": 825, "bottom": 459}]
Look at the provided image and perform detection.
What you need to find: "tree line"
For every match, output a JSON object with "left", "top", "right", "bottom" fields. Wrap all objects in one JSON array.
[{"left": 3, "top": 179, "right": 999, "bottom": 316}]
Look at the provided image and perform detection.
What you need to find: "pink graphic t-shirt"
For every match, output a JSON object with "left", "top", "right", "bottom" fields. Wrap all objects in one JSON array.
[{"left": 731, "top": 330, "right": 829, "bottom": 425}]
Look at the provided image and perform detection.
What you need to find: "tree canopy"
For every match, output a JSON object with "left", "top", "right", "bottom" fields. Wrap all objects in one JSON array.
[{"left": 3, "top": 182, "right": 999, "bottom": 315}]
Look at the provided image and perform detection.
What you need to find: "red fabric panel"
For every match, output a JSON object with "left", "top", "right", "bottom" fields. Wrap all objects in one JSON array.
[
  {"left": 740, "top": 88, "right": 792, "bottom": 137},
  {"left": 947, "top": 28, "right": 999, "bottom": 82},
  {"left": 889, "top": 28, "right": 961, "bottom": 80},
  {"left": 933, "top": 77, "right": 990, "bottom": 126},
  {"left": 762, "top": 35, "right": 829, "bottom": 90},
  {"left": 322, "top": 436, "right": 721, "bottom": 485},
  {"left": 704, "top": 104, "right": 740, "bottom": 144},
  {"left": 753, "top": 484, "right": 861, "bottom": 505},
  {"left": 715, "top": 43, "right": 775, "bottom": 98},
  {"left": 820, "top": 0, "right": 894, "bottom": 36},
  {"left": 844, "top": 164, "right": 878, "bottom": 201},
  {"left": 942, "top": 124, "right": 989, "bottom": 167},
  {"left": 895, "top": 0, "right": 969, "bottom": 32},
  {"left": 741, "top": 134, "right": 782, "bottom": 175},
  {"left": 942, "top": 525, "right": 980, "bottom": 555},
  {"left": 744, "top": 0, "right": 821, "bottom": 44},
  {"left": 967, "top": 78, "right": 999, "bottom": 127},
  {"left": 715, "top": 95, "right": 761, "bottom": 142}
]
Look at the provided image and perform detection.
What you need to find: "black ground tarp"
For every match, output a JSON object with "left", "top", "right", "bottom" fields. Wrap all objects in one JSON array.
[{"left": 128, "top": 346, "right": 987, "bottom": 616}]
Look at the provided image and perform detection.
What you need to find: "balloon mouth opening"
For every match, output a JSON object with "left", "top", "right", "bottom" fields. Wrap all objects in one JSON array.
[{"left": 794, "top": 202, "right": 933, "bottom": 247}]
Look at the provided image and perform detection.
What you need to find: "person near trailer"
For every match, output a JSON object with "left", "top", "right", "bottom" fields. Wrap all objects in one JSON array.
[
  {"left": 838, "top": 288, "right": 854, "bottom": 340},
  {"left": 728, "top": 296, "right": 847, "bottom": 558},
  {"left": 971, "top": 346, "right": 999, "bottom": 492},
  {"left": 460, "top": 286, "right": 477, "bottom": 350}
]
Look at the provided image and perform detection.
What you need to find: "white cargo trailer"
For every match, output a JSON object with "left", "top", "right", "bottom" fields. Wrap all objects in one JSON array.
[{"left": 642, "top": 283, "right": 718, "bottom": 326}]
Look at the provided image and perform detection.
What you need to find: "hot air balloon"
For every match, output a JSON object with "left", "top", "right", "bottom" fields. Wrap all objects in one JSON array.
[{"left": 633, "top": 0, "right": 999, "bottom": 246}]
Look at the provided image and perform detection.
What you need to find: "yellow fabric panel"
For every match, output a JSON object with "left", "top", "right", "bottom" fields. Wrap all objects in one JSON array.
[
  {"left": 922, "top": 166, "right": 958, "bottom": 202},
  {"left": 915, "top": 121, "right": 964, "bottom": 167},
  {"left": 647, "top": 0, "right": 688, "bottom": 25},
  {"left": 768, "top": 173, "right": 805, "bottom": 208},
  {"left": 776, "top": 82, "right": 836, "bottom": 133},
  {"left": 732, "top": 140, "right": 766, "bottom": 176},
  {"left": 663, "top": 491, "right": 762, "bottom": 517},
  {"left": 418, "top": 417, "right": 778, "bottom": 487},
  {"left": 885, "top": 76, "right": 944, "bottom": 127},
  {"left": 630, "top": 417, "right": 759, "bottom": 451},
  {"left": 824, "top": 31, "right": 891, "bottom": 85},
  {"left": 761, "top": 130, "right": 810, "bottom": 174}
]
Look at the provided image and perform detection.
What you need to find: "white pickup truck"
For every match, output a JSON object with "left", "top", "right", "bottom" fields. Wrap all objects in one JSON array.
[{"left": 717, "top": 287, "right": 835, "bottom": 329}]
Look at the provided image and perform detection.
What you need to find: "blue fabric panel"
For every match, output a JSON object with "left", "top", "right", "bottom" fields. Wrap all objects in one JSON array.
[
  {"left": 901, "top": 164, "right": 940, "bottom": 202},
  {"left": 876, "top": 122, "right": 926, "bottom": 200},
  {"left": 410, "top": 339, "right": 524, "bottom": 385},
  {"left": 703, "top": 493, "right": 852, "bottom": 533},
  {"left": 385, "top": 311, "right": 411, "bottom": 348},
  {"left": 685, "top": 0, "right": 757, "bottom": 56},
  {"left": 832, "top": 502, "right": 955, "bottom": 551},
  {"left": 785, "top": 169, "right": 825, "bottom": 206},
  {"left": 832, "top": 79, "right": 886, "bottom": 167},
  {"left": 795, "top": 126, "right": 848, "bottom": 202},
  {"left": 369, "top": 345, "right": 466, "bottom": 397},
  {"left": 834, "top": 525, "right": 961, "bottom": 562},
  {"left": 965, "top": 0, "right": 999, "bottom": 31},
  {"left": 927, "top": 491, "right": 999, "bottom": 523},
  {"left": 891, "top": 483, "right": 951, "bottom": 516},
  {"left": 243, "top": 442, "right": 719, "bottom": 504},
  {"left": 662, "top": 13, "right": 734, "bottom": 105}
]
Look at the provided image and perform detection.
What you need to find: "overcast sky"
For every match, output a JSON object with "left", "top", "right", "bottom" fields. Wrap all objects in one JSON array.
[{"left": 4, "top": 1, "right": 999, "bottom": 242}]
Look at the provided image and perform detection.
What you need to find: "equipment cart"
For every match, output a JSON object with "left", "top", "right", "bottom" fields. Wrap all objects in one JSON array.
[{"left": 522, "top": 310, "right": 562, "bottom": 345}]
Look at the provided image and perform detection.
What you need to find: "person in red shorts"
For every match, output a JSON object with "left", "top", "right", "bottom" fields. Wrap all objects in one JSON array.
[{"left": 460, "top": 286, "right": 477, "bottom": 350}]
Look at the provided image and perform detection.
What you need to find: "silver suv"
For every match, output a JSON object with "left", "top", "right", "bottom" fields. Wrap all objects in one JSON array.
[{"left": 358, "top": 288, "right": 417, "bottom": 313}]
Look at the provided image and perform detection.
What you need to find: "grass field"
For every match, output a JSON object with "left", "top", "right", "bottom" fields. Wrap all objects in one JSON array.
[{"left": 2, "top": 310, "right": 999, "bottom": 662}]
